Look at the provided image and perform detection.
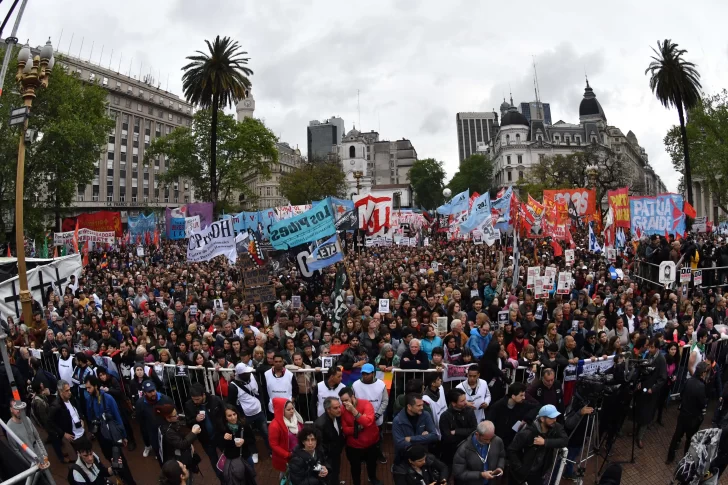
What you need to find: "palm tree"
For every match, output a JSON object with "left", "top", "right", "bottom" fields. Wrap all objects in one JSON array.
[
  {"left": 645, "top": 39, "right": 701, "bottom": 205},
  {"left": 182, "top": 36, "right": 252, "bottom": 209}
]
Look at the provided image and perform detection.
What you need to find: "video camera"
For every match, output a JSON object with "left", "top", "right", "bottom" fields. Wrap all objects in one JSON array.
[{"left": 576, "top": 373, "right": 620, "bottom": 401}]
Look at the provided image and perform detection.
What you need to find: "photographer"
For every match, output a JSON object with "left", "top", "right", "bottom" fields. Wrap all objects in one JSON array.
[
  {"left": 667, "top": 361, "right": 708, "bottom": 464},
  {"left": 635, "top": 337, "right": 666, "bottom": 449},
  {"left": 83, "top": 375, "right": 136, "bottom": 485},
  {"left": 394, "top": 444, "right": 449, "bottom": 485},
  {"left": 288, "top": 425, "right": 330, "bottom": 485},
  {"left": 155, "top": 403, "right": 202, "bottom": 475},
  {"left": 68, "top": 436, "right": 121, "bottom": 485}
]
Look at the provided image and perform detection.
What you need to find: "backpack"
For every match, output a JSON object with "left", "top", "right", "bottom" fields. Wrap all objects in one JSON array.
[{"left": 67, "top": 459, "right": 98, "bottom": 485}]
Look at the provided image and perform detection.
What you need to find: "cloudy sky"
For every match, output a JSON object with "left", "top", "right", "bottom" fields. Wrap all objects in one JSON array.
[{"left": 16, "top": 0, "right": 728, "bottom": 191}]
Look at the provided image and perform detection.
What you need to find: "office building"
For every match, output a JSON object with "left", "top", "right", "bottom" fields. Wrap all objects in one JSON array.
[
  {"left": 519, "top": 101, "right": 552, "bottom": 126},
  {"left": 307, "top": 116, "right": 345, "bottom": 162},
  {"left": 56, "top": 53, "right": 194, "bottom": 218},
  {"left": 241, "top": 142, "right": 303, "bottom": 210},
  {"left": 456, "top": 112, "right": 498, "bottom": 164}
]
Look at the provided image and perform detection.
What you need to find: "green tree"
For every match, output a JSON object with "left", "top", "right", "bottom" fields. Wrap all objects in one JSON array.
[
  {"left": 665, "top": 90, "right": 728, "bottom": 214},
  {"left": 646, "top": 39, "right": 702, "bottom": 206},
  {"left": 447, "top": 154, "right": 493, "bottom": 196},
  {"left": 519, "top": 144, "right": 637, "bottom": 216},
  {"left": 182, "top": 36, "right": 253, "bottom": 209},
  {"left": 408, "top": 158, "right": 446, "bottom": 210},
  {"left": 144, "top": 110, "right": 277, "bottom": 210},
  {"left": 280, "top": 160, "right": 347, "bottom": 205},
  {"left": 0, "top": 52, "right": 113, "bottom": 237}
]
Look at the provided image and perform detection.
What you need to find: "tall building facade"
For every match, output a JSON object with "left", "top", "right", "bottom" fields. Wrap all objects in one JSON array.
[
  {"left": 307, "top": 117, "right": 345, "bottom": 162},
  {"left": 486, "top": 81, "right": 665, "bottom": 195},
  {"left": 519, "top": 101, "right": 552, "bottom": 126},
  {"left": 242, "top": 142, "right": 303, "bottom": 210},
  {"left": 58, "top": 54, "right": 194, "bottom": 218},
  {"left": 456, "top": 112, "right": 498, "bottom": 164}
]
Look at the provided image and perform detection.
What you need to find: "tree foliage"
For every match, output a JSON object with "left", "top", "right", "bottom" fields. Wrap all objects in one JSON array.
[
  {"left": 407, "top": 158, "right": 446, "bottom": 210},
  {"left": 519, "top": 144, "right": 639, "bottom": 215},
  {"left": 280, "top": 161, "right": 347, "bottom": 205},
  {"left": 144, "top": 110, "right": 277, "bottom": 209},
  {"left": 182, "top": 36, "right": 253, "bottom": 209},
  {"left": 665, "top": 90, "right": 728, "bottom": 215},
  {"left": 645, "top": 39, "right": 702, "bottom": 206},
  {"left": 447, "top": 154, "right": 493, "bottom": 196},
  {"left": 0, "top": 51, "right": 113, "bottom": 238}
]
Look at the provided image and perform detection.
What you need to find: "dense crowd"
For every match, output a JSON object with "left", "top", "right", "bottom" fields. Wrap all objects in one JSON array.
[{"left": 2, "top": 228, "right": 728, "bottom": 485}]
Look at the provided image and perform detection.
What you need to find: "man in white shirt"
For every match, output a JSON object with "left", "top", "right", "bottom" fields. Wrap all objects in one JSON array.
[
  {"left": 228, "top": 363, "right": 272, "bottom": 461},
  {"left": 315, "top": 366, "right": 345, "bottom": 418},
  {"left": 422, "top": 372, "right": 447, "bottom": 436},
  {"left": 264, "top": 353, "right": 298, "bottom": 412},
  {"left": 456, "top": 364, "right": 491, "bottom": 422}
]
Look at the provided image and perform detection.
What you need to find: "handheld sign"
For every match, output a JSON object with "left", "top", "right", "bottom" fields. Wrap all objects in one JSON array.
[
  {"left": 291, "top": 295, "right": 302, "bottom": 309},
  {"left": 378, "top": 298, "right": 390, "bottom": 314},
  {"left": 680, "top": 268, "right": 692, "bottom": 284},
  {"left": 496, "top": 310, "right": 509, "bottom": 330},
  {"left": 694, "top": 270, "right": 703, "bottom": 286},
  {"left": 565, "top": 250, "right": 575, "bottom": 266}
]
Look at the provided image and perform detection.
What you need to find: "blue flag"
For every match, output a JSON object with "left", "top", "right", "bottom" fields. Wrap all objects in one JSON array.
[
  {"left": 269, "top": 198, "right": 336, "bottom": 250},
  {"left": 437, "top": 189, "right": 469, "bottom": 215},
  {"left": 589, "top": 222, "right": 602, "bottom": 253},
  {"left": 460, "top": 192, "right": 491, "bottom": 233},
  {"left": 306, "top": 234, "right": 343, "bottom": 271},
  {"left": 492, "top": 187, "right": 513, "bottom": 231}
]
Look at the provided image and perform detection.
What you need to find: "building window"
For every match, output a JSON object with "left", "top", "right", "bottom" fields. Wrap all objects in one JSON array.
[
  {"left": 507, "top": 155, "right": 511, "bottom": 165},
  {"left": 507, "top": 171, "right": 512, "bottom": 182},
  {"left": 519, "top": 171, "right": 524, "bottom": 180},
  {"left": 168, "top": 113, "right": 173, "bottom": 121},
  {"left": 516, "top": 134, "right": 520, "bottom": 142},
  {"left": 148, "top": 106, "right": 154, "bottom": 115},
  {"left": 158, "top": 110, "right": 163, "bottom": 119},
  {"left": 506, "top": 134, "right": 510, "bottom": 145},
  {"left": 536, "top": 134, "right": 543, "bottom": 142},
  {"left": 517, "top": 155, "right": 523, "bottom": 164},
  {"left": 349, "top": 146, "right": 356, "bottom": 158},
  {"left": 575, "top": 136, "right": 581, "bottom": 145},
  {"left": 539, "top": 154, "right": 545, "bottom": 163},
  {"left": 137, "top": 103, "right": 142, "bottom": 112},
  {"left": 113, "top": 96, "right": 120, "bottom": 105}
]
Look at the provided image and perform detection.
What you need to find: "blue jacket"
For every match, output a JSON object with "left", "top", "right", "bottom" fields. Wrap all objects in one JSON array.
[
  {"left": 483, "top": 285, "right": 497, "bottom": 307},
  {"left": 420, "top": 336, "right": 443, "bottom": 360},
  {"left": 392, "top": 406, "right": 438, "bottom": 460},
  {"left": 86, "top": 390, "right": 126, "bottom": 439},
  {"left": 467, "top": 327, "right": 491, "bottom": 359}
]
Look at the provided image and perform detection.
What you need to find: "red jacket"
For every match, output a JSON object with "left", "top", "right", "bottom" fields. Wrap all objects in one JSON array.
[
  {"left": 268, "top": 397, "right": 300, "bottom": 472},
  {"left": 341, "top": 398, "right": 379, "bottom": 449}
]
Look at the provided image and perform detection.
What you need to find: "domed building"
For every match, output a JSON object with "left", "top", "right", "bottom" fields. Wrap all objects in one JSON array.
[
  {"left": 484, "top": 80, "right": 665, "bottom": 195},
  {"left": 339, "top": 125, "right": 373, "bottom": 197}
]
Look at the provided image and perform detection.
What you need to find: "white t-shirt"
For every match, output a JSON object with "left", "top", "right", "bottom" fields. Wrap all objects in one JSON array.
[
  {"left": 58, "top": 356, "right": 74, "bottom": 384},
  {"left": 264, "top": 368, "right": 294, "bottom": 413},
  {"left": 65, "top": 401, "right": 85, "bottom": 439},
  {"left": 316, "top": 381, "right": 345, "bottom": 418},
  {"left": 352, "top": 379, "right": 387, "bottom": 426},
  {"left": 456, "top": 378, "right": 492, "bottom": 422},
  {"left": 230, "top": 375, "right": 262, "bottom": 417},
  {"left": 422, "top": 387, "right": 447, "bottom": 436}
]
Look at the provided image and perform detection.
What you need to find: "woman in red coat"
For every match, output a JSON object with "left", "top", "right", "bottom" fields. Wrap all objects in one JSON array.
[{"left": 269, "top": 397, "right": 303, "bottom": 476}]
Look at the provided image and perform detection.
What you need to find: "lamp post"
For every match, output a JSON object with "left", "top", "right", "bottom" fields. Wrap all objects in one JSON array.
[{"left": 13, "top": 39, "right": 54, "bottom": 324}]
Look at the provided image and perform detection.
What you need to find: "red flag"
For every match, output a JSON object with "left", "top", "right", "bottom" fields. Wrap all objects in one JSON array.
[
  {"left": 6, "top": 245, "right": 10, "bottom": 257},
  {"left": 684, "top": 201, "right": 697, "bottom": 219},
  {"left": 82, "top": 241, "right": 89, "bottom": 266},
  {"left": 145, "top": 231, "right": 151, "bottom": 246},
  {"left": 636, "top": 227, "right": 642, "bottom": 240},
  {"left": 154, "top": 228, "right": 160, "bottom": 248},
  {"left": 73, "top": 220, "right": 80, "bottom": 254}
]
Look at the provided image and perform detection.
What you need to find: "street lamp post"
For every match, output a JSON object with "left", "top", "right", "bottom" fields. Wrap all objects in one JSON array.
[
  {"left": 13, "top": 40, "right": 54, "bottom": 324},
  {"left": 353, "top": 170, "right": 363, "bottom": 195}
]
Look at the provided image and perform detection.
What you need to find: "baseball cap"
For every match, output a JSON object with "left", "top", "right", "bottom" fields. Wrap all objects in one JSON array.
[
  {"left": 537, "top": 404, "right": 561, "bottom": 419},
  {"left": 142, "top": 381, "right": 156, "bottom": 392},
  {"left": 235, "top": 363, "right": 253, "bottom": 375},
  {"left": 361, "top": 363, "right": 375, "bottom": 374}
]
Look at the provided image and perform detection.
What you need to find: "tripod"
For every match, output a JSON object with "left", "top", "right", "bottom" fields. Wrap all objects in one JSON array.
[{"left": 563, "top": 393, "right": 605, "bottom": 485}]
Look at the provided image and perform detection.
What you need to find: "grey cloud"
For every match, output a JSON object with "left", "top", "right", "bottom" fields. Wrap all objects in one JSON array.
[{"left": 420, "top": 107, "right": 448, "bottom": 135}]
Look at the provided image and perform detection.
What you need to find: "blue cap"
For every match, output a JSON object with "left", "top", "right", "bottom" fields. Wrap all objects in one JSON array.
[
  {"left": 537, "top": 404, "right": 561, "bottom": 419},
  {"left": 361, "top": 363, "right": 375, "bottom": 374},
  {"left": 142, "top": 380, "right": 156, "bottom": 392}
]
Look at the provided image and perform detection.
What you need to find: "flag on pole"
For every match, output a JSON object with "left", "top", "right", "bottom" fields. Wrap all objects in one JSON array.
[
  {"left": 73, "top": 220, "right": 80, "bottom": 254},
  {"left": 332, "top": 265, "right": 349, "bottom": 331},
  {"left": 436, "top": 189, "right": 469, "bottom": 215},
  {"left": 154, "top": 228, "right": 160, "bottom": 248},
  {"left": 588, "top": 222, "right": 602, "bottom": 253},
  {"left": 6, "top": 245, "right": 10, "bottom": 257},
  {"left": 684, "top": 201, "right": 697, "bottom": 219}
]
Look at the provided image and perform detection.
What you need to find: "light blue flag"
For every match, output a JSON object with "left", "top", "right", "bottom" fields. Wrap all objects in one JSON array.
[
  {"left": 492, "top": 187, "right": 513, "bottom": 231},
  {"left": 589, "top": 222, "right": 602, "bottom": 253},
  {"left": 437, "top": 189, "right": 469, "bottom": 215},
  {"left": 306, "top": 234, "right": 344, "bottom": 271},
  {"left": 460, "top": 192, "right": 491, "bottom": 233}
]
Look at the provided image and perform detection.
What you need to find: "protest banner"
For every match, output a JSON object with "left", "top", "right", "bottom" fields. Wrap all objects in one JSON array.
[
  {"left": 630, "top": 194, "right": 686, "bottom": 236},
  {"left": 353, "top": 194, "right": 393, "bottom": 236},
  {"left": 544, "top": 267, "right": 557, "bottom": 290},
  {"left": 269, "top": 198, "right": 336, "bottom": 250},
  {"left": 443, "top": 364, "right": 470, "bottom": 382},
  {"left": 244, "top": 284, "right": 277, "bottom": 305},
  {"left": 243, "top": 265, "right": 270, "bottom": 288},
  {"left": 275, "top": 204, "right": 312, "bottom": 220},
  {"left": 564, "top": 358, "right": 615, "bottom": 382},
  {"left": 527, "top": 267, "right": 540, "bottom": 290},
  {"left": 128, "top": 213, "right": 156, "bottom": 237},
  {"left": 306, "top": 234, "right": 343, "bottom": 271},
  {"left": 54, "top": 229, "right": 115, "bottom": 246},
  {"left": 543, "top": 189, "right": 597, "bottom": 222},
  {"left": 0, "top": 255, "right": 82, "bottom": 319},
  {"left": 169, "top": 218, "right": 186, "bottom": 240},
  {"left": 187, "top": 219, "right": 237, "bottom": 264},
  {"left": 185, "top": 216, "right": 201, "bottom": 238},
  {"left": 692, "top": 216, "right": 707, "bottom": 233},
  {"left": 62, "top": 211, "right": 123, "bottom": 237},
  {"left": 607, "top": 188, "right": 630, "bottom": 228}
]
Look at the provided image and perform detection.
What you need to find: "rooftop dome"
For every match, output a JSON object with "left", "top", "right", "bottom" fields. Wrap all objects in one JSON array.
[
  {"left": 501, "top": 106, "right": 529, "bottom": 127},
  {"left": 346, "top": 125, "right": 360, "bottom": 137},
  {"left": 579, "top": 80, "right": 606, "bottom": 120}
]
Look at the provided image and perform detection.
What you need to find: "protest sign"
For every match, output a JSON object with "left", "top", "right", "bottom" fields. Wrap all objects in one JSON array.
[
  {"left": 680, "top": 268, "right": 692, "bottom": 284},
  {"left": 630, "top": 194, "right": 685, "bottom": 236},
  {"left": 544, "top": 267, "right": 556, "bottom": 290},
  {"left": 378, "top": 298, "right": 390, "bottom": 314},
  {"left": 54, "top": 229, "right": 116, "bottom": 246},
  {"left": 607, "top": 188, "right": 630, "bottom": 228},
  {"left": 244, "top": 285, "right": 277, "bottom": 305},
  {"left": 187, "top": 219, "right": 237, "bottom": 264},
  {"left": 213, "top": 299, "right": 224, "bottom": 313},
  {"left": 185, "top": 216, "right": 201, "bottom": 238},
  {"left": 692, "top": 216, "right": 707, "bottom": 233},
  {"left": 564, "top": 358, "right": 615, "bottom": 382},
  {"left": 694, "top": 270, "right": 703, "bottom": 286},
  {"left": 136, "top": 247, "right": 144, "bottom": 257},
  {"left": 607, "top": 248, "right": 616, "bottom": 263},
  {"left": 269, "top": 198, "right": 336, "bottom": 250},
  {"left": 443, "top": 364, "right": 470, "bottom": 382},
  {"left": 437, "top": 316, "right": 448, "bottom": 336},
  {"left": 557, "top": 272, "right": 572, "bottom": 295},
  {"left": 169, "top": 218, "right": 186, "bottom": 240},
  {"left": 243, "top": 265, "right": 270, "bottom": 288},
  {"left": 565, "top": 250, "right": 575, "bottom": 266},
  {"left": 527, "top": 267, "right": 540, "bottom": 290},
  {"left": 496, "top": 310, "right": 508, "bottom": 329},
  {"left": 291, "top": 295, "right": 301, "bottom": 309}
]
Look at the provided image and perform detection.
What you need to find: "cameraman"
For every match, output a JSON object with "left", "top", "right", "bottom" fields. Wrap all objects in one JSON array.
[
  {"left": 635, "top": 337, "right": 666, "bottom": 449},
  {"left": 562, "top": 385, "right": 595, "bottom": 480},
  {"left": 84, "top": 375, "right": 136, "bottom": 485},
  {"left": 667, "top": 361, "right": 708, "bottom": 464}
]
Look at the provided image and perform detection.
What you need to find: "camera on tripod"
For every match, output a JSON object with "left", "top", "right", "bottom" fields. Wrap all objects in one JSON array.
[{"left": 576, "top": 373, "right": 619, "bottom": 401}]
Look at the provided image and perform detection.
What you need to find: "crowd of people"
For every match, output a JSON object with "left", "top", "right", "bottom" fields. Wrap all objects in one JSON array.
[{"left": 1, "top": 227, "right": 728, "bottom": 485}]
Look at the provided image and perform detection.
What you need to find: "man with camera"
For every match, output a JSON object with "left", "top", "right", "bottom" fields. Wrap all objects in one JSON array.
[
  {"left": 635, "top": 337, "right": 666, "bottom": 449},
  {"left": 507, "top": 405, "right": 568, "bottom": 485},
  {"left": 84, "top": 375, "right": 136, "bottom": 485},
  {"left": 68, "top": 436, "right": 123, "bottom": 485},
  {"left": 562, "top": 384, "right": 595, "bottom": 480},
  {"left": 667, "top": 361, "right": 709, "bottom": 464}
]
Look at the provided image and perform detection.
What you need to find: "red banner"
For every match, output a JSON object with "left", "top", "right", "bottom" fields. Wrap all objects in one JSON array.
[
  {"left": 544, "top": 189, "right": 597, "bottom": 226},
  {"left": 63, "top": 211, "right": 123, "bottom": 237},
  {"left": 607, "top": 187, "right": 630, "bottom": 228}
]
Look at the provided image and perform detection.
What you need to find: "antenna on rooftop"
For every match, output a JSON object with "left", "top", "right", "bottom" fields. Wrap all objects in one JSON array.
[
  {"left": 88, "top": 40, "right": 94, "bottom": 62},
  {"left": 67, "top": 33, "right": 74, "bottom": 56},
  {"left": 533, "top": 56, "right": 543, "bottom": 121},
  {"left": 357, "top": 89, "right": 361, "bottom": 131}
]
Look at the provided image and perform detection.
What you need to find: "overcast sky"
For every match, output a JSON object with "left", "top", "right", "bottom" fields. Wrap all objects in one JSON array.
[{"left": 16, "top": 0, "right": 728, "bottom": 192}]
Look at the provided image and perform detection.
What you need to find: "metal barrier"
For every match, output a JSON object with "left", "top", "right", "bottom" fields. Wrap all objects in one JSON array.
[{"left": 0, "top": 417, "right": 45, "bottom": 485}]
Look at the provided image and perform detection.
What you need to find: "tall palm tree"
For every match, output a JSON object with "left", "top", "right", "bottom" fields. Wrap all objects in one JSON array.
[
  {"left": 645, "top": 39, "right": 701, "bottom": 206},
  {"left": 182, "top": 36, "right": 252, "bottom": 209}
]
